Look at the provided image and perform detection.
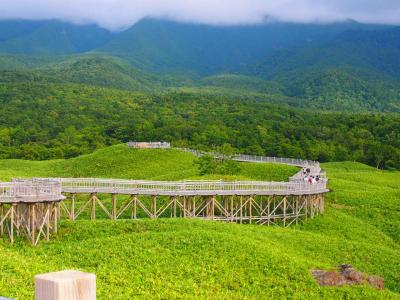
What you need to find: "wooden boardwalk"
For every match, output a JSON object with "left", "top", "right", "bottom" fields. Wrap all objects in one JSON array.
[
  {"left": 0, "top": 150, "right": 329, "bottom": 244},
  {"left": 0, "top": 179, "right": 64, "bottom": 245},
  {"left": 59, "top": 178, "right": 328, "bottom": 196}
]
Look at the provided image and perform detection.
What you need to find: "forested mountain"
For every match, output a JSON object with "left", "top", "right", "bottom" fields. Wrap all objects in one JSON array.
[
  {"left": 0, "top": 20, "right": 114, "bottom": 55},
  {"left": 251, "top": 26, "right": 400, "bottom": 78},
  {"left": 0, "top": 19, "right": 399, "bottom": 168},
  {"left": 97, "top": 19, "right": 387, "bottom": 74},
  {"left": 0, "top": 19, "right": 389, "bottom": 73},
  {"left": 0, "top": 19, "right": 398, "bottom": 113}
]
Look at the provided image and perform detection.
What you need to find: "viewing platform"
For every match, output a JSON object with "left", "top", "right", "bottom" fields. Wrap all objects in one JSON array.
[{"left": 0, "top": 179, "right": 65, "bottom": 245}]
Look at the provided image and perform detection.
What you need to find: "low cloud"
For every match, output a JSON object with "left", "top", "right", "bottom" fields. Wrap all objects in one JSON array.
[{"left": 1, "top": 0, "right": 400, "bottom": 31}]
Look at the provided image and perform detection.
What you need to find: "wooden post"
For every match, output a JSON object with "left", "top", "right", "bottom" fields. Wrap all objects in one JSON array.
[
  {"left": 249, "top": 197, "right": 253, "bottom": 224},
  {"left": 305, "top": 196, "right": 308, "bottom": 219},
  {"left": 0, "top": 205, "right": 4, "bottom": 236},
  {"left": 230, "top": 196, "right": 234, "bottom": 222},
  {"left": 240, "top": 196, "right": 243, "bottom": 224},
  {"left": 91, "top": 194, "right": 96, "bottom": 220},
  {"left": 310, "top": 195, "right": 314, "bottom": 218},
  {"left": 46, "top": 204, "right": 50, "bottom": 241},
  {"left": 111, "top": 194, "right": 117, "bottom": 220},
  {"left": 132, "top": 195, "right": 137, "bottom": 219},
  {"left": 15, "top": 205, "right": 20, "bottom": 237},
  {"left": 244, "top": 197, "right": 247, "bottom": 220},
  {"left": 183, "top": 196, "right": 186, "bottom": 218},
  {"left": 57, "top": 202, "right": 61, "bottom": 221},
  {"left": 224, "top": 196, "right": 228, "bottom": 216},
  {"left": 211, "top": 196, "right": 215, "bottom": 221},
  {"left": 70, "top": 194, "right": 75, "bottom": 221},
  {"left": 31, "top": 204, "right": 36, "bottom": 245},
  {"left": 192, "top": 197, "right": 196, "bottom": 217},
  {"left": 152, "top": 196, "right": 157, "bottom": 218},
  {"left": 35, "top": 270, "right": 96, "bottom": 300},
  {"left": 173, "top": 197, "right": 177, "bottom": 218},
  {"left": 187, "top": 197, "right": 191, "bottom": 217},
  {"left": 54, "top": 203, "right": 58, "bottom": 234},
  {"left": 10, "top": 204, "right": 15, "bottom": 244},
  {"left": 283, "top": 196, "right": 287, "bottom": 227}
]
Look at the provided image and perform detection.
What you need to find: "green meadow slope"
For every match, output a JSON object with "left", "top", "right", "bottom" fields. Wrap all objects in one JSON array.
[
  {"left": 0, "top": 144, "right": 298, "bottom": 181},
  {"left": 0, "top": 146, "right": 399, "bottom": 299}
]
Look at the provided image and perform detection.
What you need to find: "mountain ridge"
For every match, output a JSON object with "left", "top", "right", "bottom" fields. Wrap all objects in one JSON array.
[{"left": 0, "top": 19, "right": 399, "bottom": 113}]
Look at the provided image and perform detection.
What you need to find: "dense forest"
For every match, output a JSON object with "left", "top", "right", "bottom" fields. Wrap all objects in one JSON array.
[{"left": 0, "top": 82, "right": 399, "bottom": 169}]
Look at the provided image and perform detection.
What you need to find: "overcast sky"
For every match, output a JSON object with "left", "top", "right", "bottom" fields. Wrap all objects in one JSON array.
[{"left": 1, "top": 0, "right": 400, "bottom": 31}]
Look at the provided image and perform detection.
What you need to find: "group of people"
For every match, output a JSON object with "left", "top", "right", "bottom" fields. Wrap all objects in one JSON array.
[{"left": 302, "top": 167, "right": 321, "bottom": 184}]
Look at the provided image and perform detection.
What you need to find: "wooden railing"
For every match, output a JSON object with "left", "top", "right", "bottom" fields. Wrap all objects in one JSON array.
[
  {"left": 176, "top": 148, "right": 320, "bottom": 168},
  {"left": 0, "top": 179, "right": 64, "bottom": 203},
  {"left": 55, "top": 178, "right": 328, "bottom": 196},
  {"left": 127, "top": 141, "right": 171, "bottom": 149},
  {"left": 1, "top": 148, "right": 328, "bottom": 200}
]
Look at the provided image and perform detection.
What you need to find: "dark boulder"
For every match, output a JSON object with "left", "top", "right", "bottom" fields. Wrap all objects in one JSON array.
[{"left": 312, "top": 264, "right": 384, "bottom": 290}]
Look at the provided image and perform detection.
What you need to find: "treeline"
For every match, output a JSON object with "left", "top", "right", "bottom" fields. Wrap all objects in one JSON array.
[{"left": 0, "top": 82, "right": 399, "bottom": 169}]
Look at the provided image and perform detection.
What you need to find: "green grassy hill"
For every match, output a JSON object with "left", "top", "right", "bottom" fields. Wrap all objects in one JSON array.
[
  {"left": 0, "top": 146, "right": 399, "bottom": 299},
  {"left": 0, "top": 144, "right": 298, "bottom": 181}
]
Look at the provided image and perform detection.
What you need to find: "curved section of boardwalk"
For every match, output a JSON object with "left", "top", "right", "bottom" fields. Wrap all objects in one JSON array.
[
  {"left": 55, "top": 151, "right": 328, "bottom": 229},
  {"left": 0, "top": 150, "right": 329, "bottom": 244},
  {"left": 57, "top": 149, "right": 327, "bottom": 197}
]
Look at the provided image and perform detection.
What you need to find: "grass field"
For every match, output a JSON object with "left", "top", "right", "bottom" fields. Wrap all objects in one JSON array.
[
  {"left": 0, "top": 146, "right": 399, "bottom": 299},
  {"left": 0, "top": 144, "right": 298, "bottom": 182}
]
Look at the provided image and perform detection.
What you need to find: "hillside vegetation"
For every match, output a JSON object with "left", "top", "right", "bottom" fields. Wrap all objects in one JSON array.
[
  {"left": 0, "top": 149, "right": 398, "bottom": 299},
  {"left": 0, "top": 145, "right": 298, "bottom": 182},
  {"left": 0, "top": 82, "right": 399, "bottom": 169}
]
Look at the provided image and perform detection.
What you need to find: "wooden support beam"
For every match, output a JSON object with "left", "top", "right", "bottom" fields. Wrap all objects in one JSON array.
[
  {"left": 10, "top": 204, "right": 15, "bottom": 244},
  {"left": 0, "top": 205, "right": 4, "bottom": 236},
  {"left": 70, "top": 193, "right": 75, "bottom": 221},
  {"left": 240, "top": 196, "right": 243, "bottom": 224},
  {"left": 249, "top": 196, "right": 253, "bottom": 224},
  {"left": 53, "top": 203, "right": 58, "bottom": 234},
  {"left": 91, "top": 194, "right": 96, "bottom": 220},
  {"left": 152, "top": 196, "right": 157, "bottom": 218},
  {"left": 230, "top": 196, "right": 234, "bottom": 222},
  {"left": 211, "top": 196, "right": 215, "bottom": 221},
  {"left": 46, "top": 204, "right": 50, "bottom": 241},
  {"left": 283, "top": 196, "right": 287, "bottom": 227},
  {"left": 192, "top": 197, "right": 196, "bottom": 218},
  {"left": 183, "top": 196, "right": 186, "bottom": 218},
  {"left": 111, "top": 194, "right": 117, "bottom": 220},
  {"left": 173, "top": 197, "right": 177, "bottom": 218},
  {"left": 305, "top": 196, "right": 308, "bottom": 219},
  {"left": 31, "top": 204, "right": 36, "bottom": 245},
  {"left": 132, "top": 195, "right": 137, "bottom": 219}
]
